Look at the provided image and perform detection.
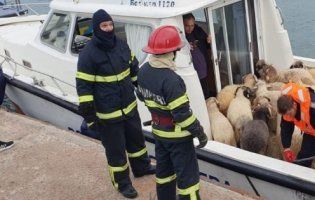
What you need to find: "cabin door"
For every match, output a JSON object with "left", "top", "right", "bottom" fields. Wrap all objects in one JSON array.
[{"left": 207, "top": 0, "right": 254, "bottom": 91}]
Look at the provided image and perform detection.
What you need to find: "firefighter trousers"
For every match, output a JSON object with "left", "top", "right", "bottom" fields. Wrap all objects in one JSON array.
[
  {"left": 98, "top": 111, "right": 151, "bottom": 190},
  {"left": 155, "top": 138, "right": 200, "bottom": 200}
]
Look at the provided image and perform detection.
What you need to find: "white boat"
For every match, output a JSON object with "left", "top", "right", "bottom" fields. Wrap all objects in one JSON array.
[{"left": 0, "top": 0, "right": 314, "bottom": 199}]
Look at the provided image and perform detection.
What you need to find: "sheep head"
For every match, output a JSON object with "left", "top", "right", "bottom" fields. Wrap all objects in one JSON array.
[
  {"left": 253, "top": 96, "right": 271, "bottom": 109},
  {"left": 262, "top": 65, "right": 278, "bottom": 83},
  {"left": 255, "top": 59, "right": 267, "bottom": 78},
  {"left": 242, "top": 73, "right": 258, "bottom": 88},
  {"left": 253, "top": 105, "right": 272, "bottom": 123},
  {"left": 290, "top": 60, "right": 305, "bottom": 69},
  {"left": 236, "top": 86, "right": 256, "bottom": 101}
]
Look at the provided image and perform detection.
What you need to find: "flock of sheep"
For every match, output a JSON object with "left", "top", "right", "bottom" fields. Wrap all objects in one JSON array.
[{"left": 205, "top": 60, "right": 315, "bottom": 168}]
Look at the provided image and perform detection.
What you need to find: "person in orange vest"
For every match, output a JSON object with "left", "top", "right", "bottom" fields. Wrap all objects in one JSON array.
[{"left": 277, "top": 82, "right": 315, "bottom": 167}]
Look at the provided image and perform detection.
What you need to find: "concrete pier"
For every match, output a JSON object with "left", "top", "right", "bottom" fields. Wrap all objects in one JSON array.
[{"left": 0, "top": 110, "right": 258, "bottom": 200}]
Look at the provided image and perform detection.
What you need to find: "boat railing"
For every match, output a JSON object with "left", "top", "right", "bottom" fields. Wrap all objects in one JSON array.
[
  {"left": 275, "top": 6, "right": 285, "bottom": 26},
  {"left": 0, "top": 54, "right": 75, "bottom": 97},
  {"left": 0, "top": 2, "right": 50, "bottom": 16}
]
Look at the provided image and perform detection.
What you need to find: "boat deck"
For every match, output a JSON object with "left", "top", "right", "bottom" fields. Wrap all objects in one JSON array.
[{"left": 0, "top": 110, "right": 258, "bottom": 200}]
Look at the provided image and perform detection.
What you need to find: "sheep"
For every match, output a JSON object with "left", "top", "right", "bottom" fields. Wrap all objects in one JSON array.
[
  {"left": 290, "top": 60, "right": 305, "bottom": 69},
  {"left": 216, "top": 84, "right": 239, "bottom": 115},
  {"left": 288, "top": 128, "right": 303, "bottom": 156},
  {"left": 265, "top": 82, "right": 285, "bottom": 91},
  {"left": 216, "top": 75, "right": 257, "bottom": 115},
  {"left": 227, "top": 86, "right": 253, "bottom": 145},
  {"left": 290, "top": 60, "right": 315, "bottom": 81},
  {"left": 255, "top": 59, "right": 315, "bottom": 85},
  {"left": 206, "top": 97, "right": 236, "bottom": 146},
  {"left": 253, "top": 80, "right": 281, "bottom": 133},
  {"left": 242, "top": 73, "right": 258, "bottom": 89},
  {"left": 266, "top": 134, "right": 283, "bottom": 160},
  {"left": 240, "top": 105, "right": 271, "bottom": 154}
]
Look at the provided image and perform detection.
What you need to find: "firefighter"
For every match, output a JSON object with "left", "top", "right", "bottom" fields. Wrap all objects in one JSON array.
[
  {"left": 137, "top": 25, "right": 208, "bottom": 200},
  {"left": 277, "top": 82, "right": 315, "bottom": 167},
  {"left": 75, "top": 9, "right": 155, "bottom": 199}
]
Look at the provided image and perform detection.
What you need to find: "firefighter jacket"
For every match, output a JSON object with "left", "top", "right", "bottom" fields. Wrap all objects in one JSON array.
[
  {"left": 136, "top": 62, "right": 203, "bottom": 141},
  {"left": 76, "top": 36, "right": 139, "bottom": 123},
  {"left": 280, "top": 83, "right": 315, "bottom": 148}
]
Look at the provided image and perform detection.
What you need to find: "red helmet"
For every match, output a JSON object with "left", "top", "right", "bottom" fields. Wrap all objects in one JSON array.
[{"left": 142, "top": 25, "right": 185, "bottom": 54}]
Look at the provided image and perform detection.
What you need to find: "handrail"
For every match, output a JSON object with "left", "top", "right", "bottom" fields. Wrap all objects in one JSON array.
[
  {"left": 275, "top": 6, "right": 285, "bottom": 27},
  {"left": 0, "top": 54, "right": 75, "bottom": 97},
  {"left": 0, "top": 3, "right": 50, "bottom": 16}
]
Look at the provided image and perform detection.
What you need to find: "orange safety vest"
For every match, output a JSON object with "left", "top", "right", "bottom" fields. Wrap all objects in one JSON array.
[{"left": 281, "top": 83, "right": 315, "bottom": 137}]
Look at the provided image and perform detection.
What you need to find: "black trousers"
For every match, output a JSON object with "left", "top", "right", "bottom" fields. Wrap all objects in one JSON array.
[
  {"left": 0, "top": 68, "right": 6, "bottom": 104},
  {"left": 155, "top": 139, "right": 200, "bottom": 200},
  {"left": 98, "top": 111, "right": 151, "bottom": 190},
  {"left": 200, "top": 76, "right": 216, "bottom": 99},
  {"left": 297, "top": 133, "right": 315, "bottom": 167}
]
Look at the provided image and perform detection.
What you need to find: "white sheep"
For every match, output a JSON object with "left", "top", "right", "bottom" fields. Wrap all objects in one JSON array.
[
  {"left": 257, "top": 60, "right": 315, "bottom": 85},
  {"left": 206, "top": 97, "right": 236, "bottom": 146},
  {"left": 216, "top": 84, "right": 239, "bottom": 115},
  {"left": 240, "top": 106, "right": 271, "bottom": 154},
  {"left": 290, "top": 60, "right": 315, "bottom": 86},
  {"left": 242, "top": 73, "right": 258, "bottom": 89},
  {"left": 227, "top": 86, "right": 253, "bottom": 145},
  {"left": 266, "top": 82, "right": 285, "bottom": 91},
  {"left": 216, "top": 75, "right": 257, "bottom": 115}
]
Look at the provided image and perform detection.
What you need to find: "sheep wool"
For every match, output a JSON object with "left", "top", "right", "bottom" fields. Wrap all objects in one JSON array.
[
  {"left": 227, "top": 87, "right": 253, "bottom": 145},
  {"left": 206, "top": 97, "right": 236, "bottom": 146}
]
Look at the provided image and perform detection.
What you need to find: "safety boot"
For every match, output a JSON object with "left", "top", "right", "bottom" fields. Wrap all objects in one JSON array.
[
  {"left": 119, "top": 184, "right": 138, "bottom": 199},
  {"left": 133, "top": 164, "right": 156, "bottom": 178}
]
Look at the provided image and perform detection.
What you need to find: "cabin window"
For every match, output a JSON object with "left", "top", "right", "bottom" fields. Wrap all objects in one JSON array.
[
  {"left": 71, "top": 17, "right": 93, "bottom": 54},
  {"left": 41, "top": 12, "right": 71, "bottom": 52},
  {"left": 209, "top": 0, "right": 253, "bottom": 90},
  {"left": 71, "top": 17, "right": 151, "bottom": 64}
]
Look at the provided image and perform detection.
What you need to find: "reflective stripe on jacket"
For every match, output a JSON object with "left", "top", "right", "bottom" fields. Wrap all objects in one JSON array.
[
  {"left": 282, "top": 82, "right": 315, "bottom": 136},
  {"left": 76, "top": 37, "right": 139, "bottom": 122},
  {"left": 137, "top": 62, "right": 201, "bottom": 141}
]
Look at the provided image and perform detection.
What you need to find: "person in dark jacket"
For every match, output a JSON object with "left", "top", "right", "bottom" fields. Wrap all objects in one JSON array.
[
  {"left": 277, "top": 83, "right": 315, "bottom": 167},
  {"left": 75, "top": 9, "right": 155, "bottom": 199},
  {"left": 183, "top": 13, "right": 214, "bottom": 99},
  {"left": 0, "top": 69, "right": 14, "bottom": 152},
  {"left": 137, "top": 25, "right": 208, "bottom": 200},
  {"left": 0, "top": 67, "right": 6, "bottom": 104}
]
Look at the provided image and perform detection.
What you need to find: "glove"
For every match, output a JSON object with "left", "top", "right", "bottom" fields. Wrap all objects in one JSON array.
[
  {"left": 79, "top": 102, "right": 97, "bottom": 123},
  {"left": 196, "top": 132, "right": 208, "bottom": 149},
  {"left": 283, "top": 149, "right": 296, "bottom": 163},
  {"left": 195, "top": 124, "right": 208, "bottom": 149}
]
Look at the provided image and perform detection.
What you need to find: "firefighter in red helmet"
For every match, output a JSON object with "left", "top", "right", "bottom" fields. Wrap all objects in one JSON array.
[{"left": 136, "top": 25, "right": 208, "bottom": 200}]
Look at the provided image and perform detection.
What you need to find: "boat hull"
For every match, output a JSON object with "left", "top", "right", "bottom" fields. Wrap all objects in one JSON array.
[{"left": 4, "top": 75, "right": 83, "bottom": 132}]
